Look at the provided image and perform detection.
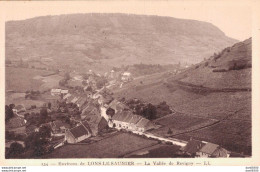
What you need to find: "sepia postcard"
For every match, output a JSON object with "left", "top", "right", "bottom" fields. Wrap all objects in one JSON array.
[{"left": 0, "top": 0, "right": 260, "bottom": 166}]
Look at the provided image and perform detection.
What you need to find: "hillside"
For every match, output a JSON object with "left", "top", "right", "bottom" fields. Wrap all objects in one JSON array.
[
  {"left": 6, "top": 13, "right": 237, "bottom": 73},
  {"left": 113, "top": 38, "right": 252, "bottom": 155}
]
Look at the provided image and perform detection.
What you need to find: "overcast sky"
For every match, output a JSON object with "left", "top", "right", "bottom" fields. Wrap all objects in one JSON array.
[{"left": 2, "top": 1, "right": 252, "bottom": 41}]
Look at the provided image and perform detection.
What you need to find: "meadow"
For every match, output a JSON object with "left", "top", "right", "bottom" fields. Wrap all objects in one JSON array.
[
  {"left": 43, "top": 132, "right": 158, "bottom": 158},
  {"left": 6, "top": 67, "right": 55, "bottom": 92}
]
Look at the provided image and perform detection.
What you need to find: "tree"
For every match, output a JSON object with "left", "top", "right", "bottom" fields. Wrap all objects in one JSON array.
[
  {"left": 7, "top": 142, "right": 24, "bottom": 158},
  {"left": 141, "top": 103, "right": 157, "bottom": 120},
  {"left": 5, "top": 104, "right": 14, "bottom": 122},
  {"left": 96, "top": 76, "right": 108, "bottom": 89},
  {"left": 64, "top": 72, "right": 71, "bottom": 81},
  {"left": 48, "top": 102, "right": 52, "bottom": 109},
  {"left": 39, "top": 108, "right": 48, "bottom": 124},
  {"left": 167, "top": 128, "right": 173, "bottom": 135},
  {"left": 25, "top": 130, "right": 51, "bottom": 157},
  {"left": 106, "top": 108, "right": 115, "bottom": 117},
  {"left": 39, "top": 125, "right": 52, "bottom": 139}
]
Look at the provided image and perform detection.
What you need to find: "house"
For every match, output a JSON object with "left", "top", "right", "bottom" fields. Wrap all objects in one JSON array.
[
  {"left": 63, "top": 93, "right": 71, "bottom": 100},
  {"left": 135, "top": 118, "right": 156, "bottom": 132},
  {"left": 108, "top": 99, "right": 128, "bottom": 113},
  {"left": 181, "top": 140, "right": 206, "bottom": 157},
  {"left": 121, "top": 72, "right": 132, "bottom": 82},
  {"left": 110, "top": 110, "right": 156, "bottom": 132},
  {"left": 71, "top": 97, "right": 79, "bottom": 104},
  {"left": 65, "top": 122, "right": 91, "bottom": 144},
  {"left": 197, "top": 142, "right": 230, "bottom": 158},
  {"left": 98, "top": 117, "right": 109, "bottom": 132},
  {"left": 80, "top": 102, "right": 100, "bottom": 120},
  {"left": 80, "top": 101, "right": 110, "bottom": 136},
  {"left": 12, "top": 104, "right": 26, "bottom": 114},
  {"left": 66, "top": 95, "right": 75, "bottom": 104},
  {"left": 51, "top": 89, "right": 61, "bottom": 96},
  {"left": 97, "top": 94, "right": 114, "bottom": 106},
  {"left": 60, "top": 90, "right": 69, "bottom": 95}
]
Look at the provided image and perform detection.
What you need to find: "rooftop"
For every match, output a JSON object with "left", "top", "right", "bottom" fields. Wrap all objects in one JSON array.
[
  {"left": 69, "top": 125, "right": 89, "bottom": 139},
  {"left": 199, "top": 142, "right": 219, "bottom": 155}
]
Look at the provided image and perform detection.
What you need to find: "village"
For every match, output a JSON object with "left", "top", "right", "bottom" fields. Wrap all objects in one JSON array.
[{"left": 5, "top": 67, "right": 234, "bottom": 159}]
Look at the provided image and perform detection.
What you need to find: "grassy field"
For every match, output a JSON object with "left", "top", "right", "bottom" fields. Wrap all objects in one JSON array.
[
  {"left": 6, "top": 67, "right": 55, "bottom": 92},
  {"left": 36, "top": 74, "right": 63, "bottom": 91},
  {"left": 175, "top": 119, "right": 251, "bottom": 155},
  {"left": 175, "top": 92, "right": 251, "bottom": 120},
  {"left": 151, "top": 113, "right": 217, "bottom": 136},
  {"left": 5, "top": 92, "right": 46, "bottom": 109},
  {"left": 125, "top": 144, "right": 182, "bottom": 158},
  {"left": 43, "top": 132, "right": 158, "bottom": 158}
]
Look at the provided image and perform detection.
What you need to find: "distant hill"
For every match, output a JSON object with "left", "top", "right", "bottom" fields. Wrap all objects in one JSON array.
[
  {"left": 113, "top": 38, "right": 252, "bottom": 155},
  {"left": 6, "top": 13, "right": 237, "bottom": 73}
]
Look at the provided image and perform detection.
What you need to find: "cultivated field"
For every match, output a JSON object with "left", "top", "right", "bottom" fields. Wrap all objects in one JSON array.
[
  {"left": 5, "top": 92, "right": 46, "bottom": 109},
  {"left": 6, "top": 67, "right": 56, "bottom": 92},
  {"left": 43, "top": 132, "right": 158, "bottom": 158},
  {"left": 125, "top": 144, "right": 182, "bottom": 158},
  {"left": 175, "top": 119, "right": 251, "bottom": 155},
  {"left": 151, "top": 113, "right": 217, "bottom": 136},
  {"left": 175, "top": 92, "right": 251, "bottom": 120},
  {"left": 36, "top": 74, "right": 63, "bottom": 91}
]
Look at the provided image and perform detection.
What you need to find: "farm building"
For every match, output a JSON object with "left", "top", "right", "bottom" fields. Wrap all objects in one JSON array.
[
  {"left": 51, "top": 89, "right": 61, "bottom": 96},
  {"left": 51, "top": 89, "right": 68, "bottom": 96},
  {"left": 80, "top": 101, "right": 109, "bottom": 136},
  {"left": 63, "top": 93, "right": 71, "bottom": 100},
  {"left": 97, "top": 94, "right": 114, "bottom": 106},
  {"left": 121, "top": 72, "right": 132, "bottom": 82},
  {"left": 108, "top": 99, "right": 128, "bottom": 113},
  {"left": 181, "top": 140, "right": 206, "bottom": 157},
  {"left": 65, "top": 122, "right": 91, "bottom": 144},
  {"left": 71, "top": 97, "right": 79, "bottom": 104},
  {"left": 80, "top": 102, "right": 100, "bottom": 120},
  {"left": 110, "top": 110, "right": 156, "bottom": 132},
  {"left": 197, "top": 142, "right": 230, "bottom": 158},
  {"left": 182, "top": 140, "right": 229, "bottom": 158},
  {"left": 60, "top": 90, "right": 69, "bottom": 94}
]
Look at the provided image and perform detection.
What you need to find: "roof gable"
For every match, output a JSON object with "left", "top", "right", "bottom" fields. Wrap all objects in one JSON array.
[
  {"left": 212, "top": 147, "right": 229, "bottom": 157},
  {"left": 182, "top": 140, "right": 205, "bottom": 154},
  {"left": 199, "top": 142, "right": 219, "bottom": 155},
  {"left": 69, "top": 125, "right": 89, "bottom": 138}
]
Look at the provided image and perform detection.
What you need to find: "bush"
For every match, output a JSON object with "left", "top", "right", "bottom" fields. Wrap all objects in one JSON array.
[
  {"left": 212, "top": 68, "right": 227, "bottom": 72},
  {"left": 227, "top": 60, "right": 249, "bottom": 70}
]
